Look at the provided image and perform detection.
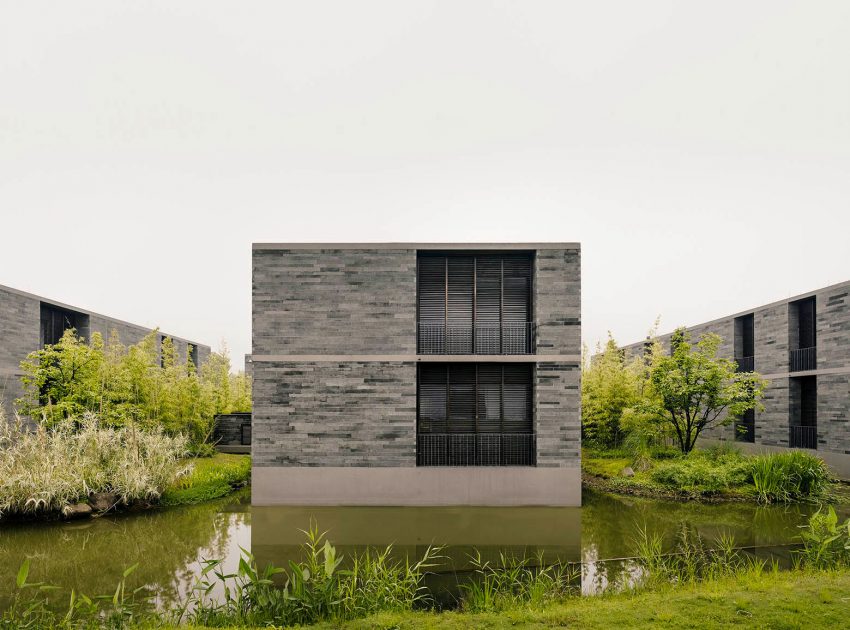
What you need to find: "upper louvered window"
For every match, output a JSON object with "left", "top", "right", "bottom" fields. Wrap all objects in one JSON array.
[{"left": 417, "top": 253, "right": 534, "bottom": 354}]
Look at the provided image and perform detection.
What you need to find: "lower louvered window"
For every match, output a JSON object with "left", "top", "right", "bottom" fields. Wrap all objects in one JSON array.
[{"left": 417, "top": 363, "right": 535, "bottom": 466}]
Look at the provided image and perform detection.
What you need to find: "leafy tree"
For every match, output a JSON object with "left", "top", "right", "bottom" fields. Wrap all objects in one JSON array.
[
  {"left": 581, "top": 335, "right": 641, "bottom": 448},
  {"left": 17, "top": 329, "right": 252, "bottom": 449},
  {"left": 646, "top": 328, "right": 766, "bottom": 454}
]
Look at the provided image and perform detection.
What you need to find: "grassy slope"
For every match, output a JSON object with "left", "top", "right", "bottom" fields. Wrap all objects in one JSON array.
[
  {"left": 160, "top": 453, "right": 251, "bottom": 506},
  {"left": 303, "top": 570, "right": 850, "bottom": 629}
]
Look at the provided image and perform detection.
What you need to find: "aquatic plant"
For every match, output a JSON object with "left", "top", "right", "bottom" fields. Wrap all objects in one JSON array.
[
  {"left": 749, "top": 451, "right": 830, "bottom": 503},
  {"left": 176, "top": 524, "right": 440, "bottom": 627},
  {"left": 795, "top": 506, "right": 850, "bottom": 569},
  {"left": 459, "top": 550, "right": 577, "bottom": 612}
]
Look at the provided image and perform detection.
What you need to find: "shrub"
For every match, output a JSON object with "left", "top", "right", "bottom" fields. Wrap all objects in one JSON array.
[
  {"left": 161, "top": 454, "right": 251, "bottom": 506},
  {"left": 749, "top": 451, "right": 830, "bottom": 503},
  {"left": 0, "top": 411, "right": 190, "bottom": 517},
  {"left": 650, "top": 449, "right": 751, "bottom": 494}
]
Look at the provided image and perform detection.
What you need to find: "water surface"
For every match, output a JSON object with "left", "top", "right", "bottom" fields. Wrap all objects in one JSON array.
[{"left": 0, "top": 488, "right": 843, "bottom": 607}]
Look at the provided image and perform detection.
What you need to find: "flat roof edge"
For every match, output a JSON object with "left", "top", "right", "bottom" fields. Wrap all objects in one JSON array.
[
  {"left": 619, "top": 278, "right": 850, "bottom": 349},
  {"left": 252, "top": 242, "right": 581, "bottom": 251},
  {"left": 0, "top": 283, "right": 209, "bottom": 348}
]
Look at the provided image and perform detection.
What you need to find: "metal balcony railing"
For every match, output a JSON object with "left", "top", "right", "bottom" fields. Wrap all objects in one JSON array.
[
  {"left": 735, "top": 356, "right": 755, "bottom": 373},
  {"left": 789, "top": 347, "right": 817, "bottom": 372},
  {"left": 416, "top": 433, "right": 536, "bottom": 466},
  {"left": 417, "top": 322, "right": 535, "bottom": 355},
  {"left": 789, "top": 425, "right": 818, "bottom": 450}
]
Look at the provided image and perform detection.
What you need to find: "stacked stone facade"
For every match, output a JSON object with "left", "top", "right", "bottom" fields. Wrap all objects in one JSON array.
[
  {"left": 0, "top": 283, "right": 210, "bottom": 417},
  {"left": 621, "top": 280, "right": 850, "bottom": 477},
  {"left": 251, "top": 243, "right": 582, "bottom": 505}
]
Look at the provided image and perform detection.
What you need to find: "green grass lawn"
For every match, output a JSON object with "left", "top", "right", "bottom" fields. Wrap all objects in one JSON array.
[
  {"left": 160, "top": 453, "right": 251, "bottom": 506},
  {"left": 301, "top": 570, "right": 850, "bottom": 629}
]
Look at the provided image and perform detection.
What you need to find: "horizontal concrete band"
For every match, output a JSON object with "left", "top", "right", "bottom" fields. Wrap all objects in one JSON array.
[
  {"left": 252, "top": 466, "right": 582, "bottom": 506},
  {"left": 759, "top": 366, "right": 850, "bottom": 379},
  {"left": 251, "top": 354, "right": 581, "bottom": 363},
  {"left": 252, "top": 242, "right": 580, "bottom": 251}
]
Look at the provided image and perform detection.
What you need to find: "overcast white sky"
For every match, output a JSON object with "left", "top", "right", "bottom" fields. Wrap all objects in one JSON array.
[{"left": 1, "top": 1, "right": 848, "bottom": 368}]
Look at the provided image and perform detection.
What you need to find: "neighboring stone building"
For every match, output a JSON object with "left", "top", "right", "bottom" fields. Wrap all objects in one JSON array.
[
  {"left": 252, "top": 243, "right": 581, "bottom": 506},
  {"left": 0, "top": 283, "right": 210, "bottom": 417},
  {"left": 622, "top": 280, "right": 850, "bottom": 477}
]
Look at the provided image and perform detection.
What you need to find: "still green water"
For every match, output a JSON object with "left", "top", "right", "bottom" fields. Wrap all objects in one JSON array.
[{"left": 0, "top": 488, "right": 843, "bottom": 606}]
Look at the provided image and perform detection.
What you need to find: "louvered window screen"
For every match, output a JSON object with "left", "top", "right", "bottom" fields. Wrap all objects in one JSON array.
[
  {"left": 417, "top": 253, "right": 533, "bottom": 354},
  {"left": 417, "top": 363, "right": 535, "bottom": 466}
]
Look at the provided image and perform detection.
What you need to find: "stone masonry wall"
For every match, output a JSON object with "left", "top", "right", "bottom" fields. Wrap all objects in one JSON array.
[
  {"left": 534, "top": 248, "right": 581, "bottom": 356},
  {"left": 619, "top": 281, "right": 850, "bottom": 455},
  {"left": 252, "top": 361, "right": 416, "bottom": 467},
  {"left": 252, "top": 248, "right": 417, "bottom": 356},
  {"left": 535, "top": 362, "right": 580, "bottom": 467},
  {"left": 0, "top": 285, "right": 210, "bottom": 418},
  {"left": 0, "top": 287, "right": 40, "bottom": 416}
]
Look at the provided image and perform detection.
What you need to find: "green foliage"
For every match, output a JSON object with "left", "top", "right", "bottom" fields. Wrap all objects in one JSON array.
[
  {"left": 749, "top": 451, "right": 831, "bottom": 503},
  {"left": 460, "top": 551, "right": 576, "bottom": 612},
  {"left": 176, "top": 525, "right": 441, "bottom": 627},
  {"left": 160, "top": 454, "right": 251, "bottom": 506},
  {"left": 647, "top": 329, "right": 767, "bottom": 453},
  {"left": 796, "top": 506, "right": 850, "bottom": 569},
  {"left": 632, "top": 524, "right": 767, "bottom": 587},
  {"left": 582, "top": 334, "right": 666, "bottom": 450},
  {"left": 0, "top": 412, "right": 190, "bottom": 518},
  {"left": 17, "top": 329, "right": 251, "bottom": 449},
  {"left": 650, "top": 449, "right": 752, "bottom": 495}
]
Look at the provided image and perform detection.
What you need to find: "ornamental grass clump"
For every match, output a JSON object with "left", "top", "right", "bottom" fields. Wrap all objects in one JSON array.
[
  {"left": 0, "top": 410, "right": 190, "bottom": 517},
  {"left": 749, "top": 451, "right": 830, "bottom": 503}
]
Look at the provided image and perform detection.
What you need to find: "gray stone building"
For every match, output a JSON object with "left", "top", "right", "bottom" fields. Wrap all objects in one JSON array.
[
  {"left": 0, "top": 283, "right": 210, "bottom": 417},
  {"left": 252, "top": 243, "right": 581, "bottom": 506},
  {"left": 622, "top": 280, "right": 850, "bottom": 477}
]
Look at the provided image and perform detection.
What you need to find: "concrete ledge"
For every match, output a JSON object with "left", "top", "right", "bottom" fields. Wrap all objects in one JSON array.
[{"left": 252, "top": 466, "right": 581, "bottom": 506}]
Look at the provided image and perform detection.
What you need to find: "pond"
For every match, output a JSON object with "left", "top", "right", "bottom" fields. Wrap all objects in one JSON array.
[{"left": 0, "top": 488, "right": 845, "bottom": 608}]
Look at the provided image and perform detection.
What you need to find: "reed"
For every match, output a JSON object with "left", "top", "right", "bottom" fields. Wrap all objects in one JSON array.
[{"left": 0, "top": 410, "right": 190, "bottom": 517}]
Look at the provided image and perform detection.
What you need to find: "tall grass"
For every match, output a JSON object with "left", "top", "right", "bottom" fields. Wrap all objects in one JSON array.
[
  {"left": 176, "top": 524, "right": 441, "bottom": 627},
  {"left": 631, "top": 524, "right": 769, "bottom": 586},
  {"left": 0, "top": 411, "right": 190, "bottom": 517},
  {"left": 459, "top": 550, "right": 577, "bottom": 612},
  {"left": 749, "top": 451, "right": 830, "bottom": 503}
]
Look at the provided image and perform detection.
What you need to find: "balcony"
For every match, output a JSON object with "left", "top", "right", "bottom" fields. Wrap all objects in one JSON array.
[
  {"left": 789, "top": 425, "right": 818, "bottom": 450},
  {"left": 417, "top": 322, "right": 535, "bottom": 355},
  {"left": 416, "top": 433, "right": 536, "bottom": 466},
  {"left": 789, "top": 347, "right": 816, "bottom": 372},
  {"left": 735, "top": 356, "right": 755, "bottom": 373}
]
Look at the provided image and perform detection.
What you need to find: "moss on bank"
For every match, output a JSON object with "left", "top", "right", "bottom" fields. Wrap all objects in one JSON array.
[
  {"left": 172, "top": 570, "right": 850, "bottom": 629},
  {"left": 160, "top": 453, "right": 251, "bottom": 506}
]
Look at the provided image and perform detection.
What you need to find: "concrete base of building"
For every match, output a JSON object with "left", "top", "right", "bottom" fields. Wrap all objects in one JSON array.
[
  {"left": 252, "top": 466, "right": 581, "bottom": 506},
  {"left": 702, "top": 439, "right": 850, "bottom": 481}
]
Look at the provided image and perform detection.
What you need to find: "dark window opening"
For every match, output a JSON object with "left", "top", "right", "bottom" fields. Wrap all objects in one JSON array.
[
  {"left": 189, "top": 344, "right": 199, "bottom": 369},
  {"left": 40, "top": 303, "right": 90, "bottom": 347},
  {"left": 734, "top": 313, "right": 755, "bottom": 372},
  {"left": 417, "top": 253, "right": 534, "bottom": 354},
  {"left": 417, "top": 363, "right": 534, "bottom": 466},
  {"left": 735, "top": 408, "right": 755, "bottom": 443},
  {"left": 160, "top": 336, "right": 171, "bottom": 368},
  {"left": 789, "top": 376, "right": 817, "bottom": 449},
  {"left": 789, "top": 297, "right": 816, "bottom": 371}
]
